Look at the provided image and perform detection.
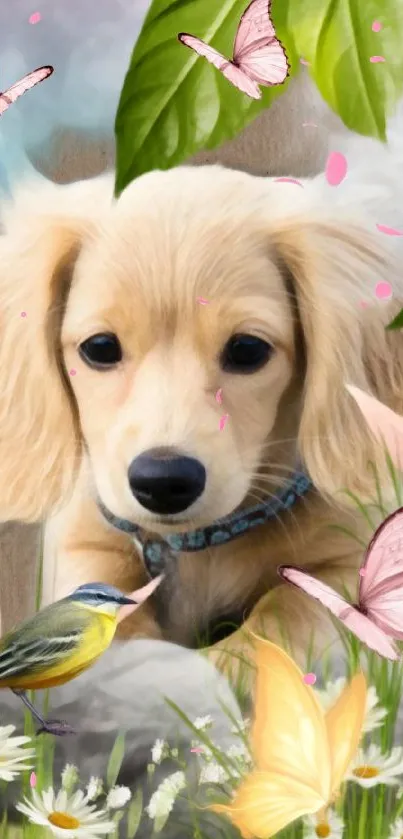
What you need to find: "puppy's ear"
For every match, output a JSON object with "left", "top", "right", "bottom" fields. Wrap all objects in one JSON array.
[
  {"left": 0, "top": 178, "right": 111, "bottom": 521},
  {"left": 270, "top": 217, "right": 403, "bottom": 500}
]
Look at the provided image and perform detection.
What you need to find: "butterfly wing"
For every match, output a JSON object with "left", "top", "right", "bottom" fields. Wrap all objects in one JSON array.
[
  {"left": 359, "top": 508, "right": 403, "bottom": 639},
  {"left": 346, "top": 384, "right": 403, "bottom": 472},
  {"left": 325, "top": 672, "right": 367, "bottom": 797},
  {"left": 278, "top": 566, "right": 399, "bottom": 660},
  {"left": 210, "top": 770, "right": 327, "bottom": 839},
  {"left": 233, "top": 0, "right": 289, "bottom": 86},
  {"left": 178, "top": 34, "right": 261, "bottom": 98},
  {"left": 0, "top": 66, "right": 53, "bottom": 116},
  {"left": 251, "top": 638, "right": 331, "bottom": 798}
]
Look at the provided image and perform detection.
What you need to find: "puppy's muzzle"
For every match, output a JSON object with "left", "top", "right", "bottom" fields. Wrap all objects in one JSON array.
[{"left": 128, "top": 446, "right": 206, "bottom": 515}]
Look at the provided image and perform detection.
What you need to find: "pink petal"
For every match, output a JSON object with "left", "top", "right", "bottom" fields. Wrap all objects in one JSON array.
[
  {"left": 117, "top": 575, "right": 163, "bottom": 623},
  {"left": 275, "top": 177, "right": 304, "bottom": 187},
  {"left": 30, "top": 772, "right": 37, "bottom": 788},
  {"left": 29, "top": 11, "right": 41, "bottom": 24},
  {"left": 215, "top": 388, "right": 223, "bottom": 404},
  {"left": 196, "top": 297, "right": 209, "bottom": 305},
  {"left": 190, "top": 747, "right": 204, "bottom": 754},
  {"left": 303, "top": 673, "right": 316, "bottom": 685},
  {"left": 325, "top": 152, "right": 348, "bottom": 186},
  {"left": 346, "top": 384, "right": 403, "bottom": 471},
  {"left": 376, "top": 224, "right": 403, "bottom": 236},
  {"left": 219, "top": 413, "right": 229, "bottom": 431},
  {"left": 360, "top": 301, "right": 369, "bottom": 309},
  {"left": 375, "top": 281, "right": 393, "bottom": 300},
  {"left": 300, "top": 58, "right": 310, "bottom": 66},
  {"left": 20, "top": 311, "right": 27, "bottom": 318},
  {"left": 372, "top": 20, "right": 382, "bottom": 32},
  {"left": 370, "top": 55, "right": 385, "bottom": 63},
  {"left": 69, "top": 369, "right": 77, "bottom": 376}
]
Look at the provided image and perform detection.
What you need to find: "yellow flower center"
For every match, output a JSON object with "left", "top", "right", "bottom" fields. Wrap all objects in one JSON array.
[
  {"left": 353, "top": 766, "right": 380, "bottom": 779},
  {"left": 48, "top": 812, "right": 80, "bottom": 829},
  {"left": 315, "top": 823, "right": 331, "bottom": 838}
]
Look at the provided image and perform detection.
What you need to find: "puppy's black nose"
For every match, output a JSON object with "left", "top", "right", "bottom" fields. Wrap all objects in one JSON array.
[{"left": 128, "top": 447, "right": 206, "bottom": 515}]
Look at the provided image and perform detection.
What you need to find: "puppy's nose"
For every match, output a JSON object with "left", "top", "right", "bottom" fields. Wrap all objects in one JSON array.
[{"left": 128, "top": 447, "right": 206, "bottom": 515}]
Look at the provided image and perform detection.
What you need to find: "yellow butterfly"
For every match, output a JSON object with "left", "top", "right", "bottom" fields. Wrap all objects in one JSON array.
[{"left": 210, "top": 639, "right": 367, "bottom": 838}]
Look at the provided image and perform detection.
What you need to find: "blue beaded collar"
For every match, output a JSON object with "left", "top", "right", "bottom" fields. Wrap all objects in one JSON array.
[{"left": 98, "top": 469, "right": 313, "bottom": 578}]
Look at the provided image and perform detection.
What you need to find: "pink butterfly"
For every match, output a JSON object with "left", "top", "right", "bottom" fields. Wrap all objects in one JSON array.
[
  {"left": 178, "top": 0, "right": 289, "bottom": 100},
  {"left": 278, "top": 507, "right": 403, "bottom": 661},
  {"left": 0, "top": 66, "right": 54, "bottom": 116}
]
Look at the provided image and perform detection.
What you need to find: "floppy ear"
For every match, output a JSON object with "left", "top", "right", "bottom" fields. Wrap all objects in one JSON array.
[
  {"left": 270, "top": 217, "right": 403, "bottom": 500},
  {"left": 0, "top": 177, "right": 112, "bottom": 521}
]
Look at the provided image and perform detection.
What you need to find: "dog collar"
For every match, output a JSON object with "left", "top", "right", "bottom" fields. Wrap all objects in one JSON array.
[{"left": 98, "top": 468, "right": 314, "bottom": 578}]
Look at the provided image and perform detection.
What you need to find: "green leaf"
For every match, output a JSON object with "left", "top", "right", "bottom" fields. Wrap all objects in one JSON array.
[
  {"left": 114, "top": 0, "right": 297, "bottom": 195},
  {"left": 126, "top": 788, "right": 143, "bottom": 839},
  {"left": 106, "top": 732, "right": 126, "bottom": 789},
  {"left": 386, "top": 307, "right": 403, "bottom": 330},
  {"left": 282, "top": 0, "right": 403, "bottom": 141}
]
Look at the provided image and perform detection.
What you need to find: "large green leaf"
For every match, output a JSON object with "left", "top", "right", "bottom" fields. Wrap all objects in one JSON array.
[
  {"left": 283, "top": 0, "right": 403, "bottom": 141},
  {"left": 114, "top": 0, "right": 297, "bottom": 195}
]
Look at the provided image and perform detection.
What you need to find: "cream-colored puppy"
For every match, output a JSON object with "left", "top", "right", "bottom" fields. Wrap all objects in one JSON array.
[{"left": 0, "top": 138, "right": 402, "bottom": 673}]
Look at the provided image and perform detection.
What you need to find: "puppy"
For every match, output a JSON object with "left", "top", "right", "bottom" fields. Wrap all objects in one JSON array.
[{"left": 0, "top": 144, "right": 402, "bottom": 675}]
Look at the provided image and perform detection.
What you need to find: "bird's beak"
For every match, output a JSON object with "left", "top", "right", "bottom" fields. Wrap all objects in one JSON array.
[{"left": 117, "top": 575, "right": 164, "bottom": 623}]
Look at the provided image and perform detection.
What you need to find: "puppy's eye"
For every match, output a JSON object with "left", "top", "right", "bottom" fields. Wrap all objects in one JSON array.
[
  {"left": 79, "top": 333, "right": 122, "bottom": 369},
  {"left": 220, "top": 334, "right": 274, "bottom": 374}
]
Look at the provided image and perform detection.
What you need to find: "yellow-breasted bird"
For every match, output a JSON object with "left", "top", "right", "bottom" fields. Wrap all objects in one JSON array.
[{"left": 0, "top": 577, "right": 162, "bottom": 736}]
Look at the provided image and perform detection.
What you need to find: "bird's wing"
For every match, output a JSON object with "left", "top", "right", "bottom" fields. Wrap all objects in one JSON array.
[{"left": 0, "top": 601, "right": 93, "bottom": 681}]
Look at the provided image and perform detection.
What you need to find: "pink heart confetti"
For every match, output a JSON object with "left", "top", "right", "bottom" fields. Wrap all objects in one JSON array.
[
  {"left": 370, "top": 55, "right": 385, "bottom": 63},
  {"left": 303, "top": 673, "right": 317, "bottom": 686},
  {"left": 30, "top": 771, "right": 37, "bottom": 788},
  {"left": 69, "top": 369, "right": 77, "bottom": 376},
  {"left": 20, "top": 311, "right": 27, "bottom": 318},
  {"left": 300, "top": 58, "right": 310, "bottom": 66},
  {"left": 372, "top": 20, "right": 382, "bottom": 32},
  {"left": 325, "top": 152, "right": 348, "bottom": 186},
  {"left": 215, "top": 388, "right": 223, "bottom": 404},
  {"left": 376, "top": 224, "right": 403, "bottom": 236},
  {"left": 29, "top": 11, "right": 41, "bottom": 24},
  {"left": 196, "top": 297, "right": 209, "bottom": 305},
  {"left": 219, "top": 413, "right": 229, "bottom": 431},
  {"left": 375, "top": 281, "right": 393, "bottom": 300},
  {"left": 274, "top": 177, "right": 304, "bottom": 187}
]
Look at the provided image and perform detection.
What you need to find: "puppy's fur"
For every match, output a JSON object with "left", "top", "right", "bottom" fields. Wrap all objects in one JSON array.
[{"left": 0, "top": 146, "right": 402, "bottom": 669}]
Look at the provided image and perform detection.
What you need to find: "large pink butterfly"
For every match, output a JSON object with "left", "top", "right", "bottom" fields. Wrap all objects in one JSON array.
[
  {"left": 178, "top": 0, "right": 289, "bottom": 100},
  {"left": 278, "top": 507, "right": 403, "bottom": 661},
  {"left": 0, "top": 66, "right": 54, "bottom": 116}
]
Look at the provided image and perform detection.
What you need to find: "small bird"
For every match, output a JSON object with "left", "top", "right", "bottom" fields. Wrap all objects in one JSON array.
[{"left": 0, "top": 578, "right": 162, "bottom": 736}]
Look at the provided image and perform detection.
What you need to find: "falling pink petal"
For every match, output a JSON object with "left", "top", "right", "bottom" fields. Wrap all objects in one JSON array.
[
  {"left": 303, "top": 673, "right": 317, "bottom": 686},
  {"left": 372, "top": 20, "right": 382, "bottom": 32},
  {"left": 196, "top": 297, "right": 209, "bottom": 305},
  {"left": 219, "top": 413, "right": 229, "bottom": 431},
  {"left": 300, "top": 58, "right": 310, "bottom": 66},
  {"left": 191, "top": 747, "right": 204, "bottom": 754},
  {"left": 375, "top": 281, "right": 393, "bottom": 300},
  {"left": 376, "top": 224, "right": 403, "bottom": 236},
  {"left": 345, "top": 384, "right": 403, "bottom": 471},
  {"left": 370, "top": 55, "right": 385, "bottom": 63},
  {"left": 20, "top": 311, "right": 27, "bottom": 318},
  {"left": 302, "top": 122, "right": 318, "bottom": 128},
  {"left": 359, "top": 568, "right": 367, "bottom": 577},
  {"left": 275, "top": 177, "right": 304, "bottom": 187},
  {"left": 325, "top": 152, "right": 348, "bottom": 186},
  {"left": 69, "top": 369, "right": 77, "bottom": 376},
  {"left": 117, "top": 575, "right": 164, "bottom": 623},
  {"left": 215, "top": 388, "right": 223, "bottom": 404},
  {"left": 360, "top": 301, "right": 369, "bottom": 309},
  {"left": 30, "top": 772, "right": 37, "bottom": 788},
  {"left": 29, "top": 11, "right": 41, "bottom": 23}
]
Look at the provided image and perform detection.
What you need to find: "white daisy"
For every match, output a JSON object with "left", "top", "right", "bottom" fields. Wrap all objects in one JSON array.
[
  {"left": 304, "top": 811, "right": 344, "bottom": 838},
  {"left": 346, "top": 744, "right": 403, "bottom": 788},
  {"left": 86, "top": 777, "right": 103, "bottom": 802},
  {"left": 16, "top": 787, "right": 115, "bottom": 837},
  {"left": 146, "top": 771, "right": 186, "bottom": 821},
  {"left": 0, "top": 724, "right": 35, "bottom": 781},
  {"left": 151, "top": 738, "right": 166, "bottom": 765},
  {"left": 388, "top": 817, "right": 403, "bottom": 839},
  {"left": 199, "top": 762, "right": 229, "bottom": 784},
  {"left": 106, "top": 785, "right": 131, "bottom": 809},
  {"left": 317, "top": 678, "right": 387, "bottom": 733},
  {"left": 193, "top": 715, "right": 213, "bottom": 730}
]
